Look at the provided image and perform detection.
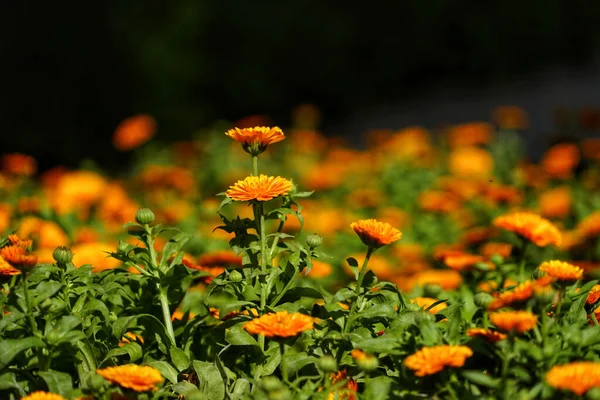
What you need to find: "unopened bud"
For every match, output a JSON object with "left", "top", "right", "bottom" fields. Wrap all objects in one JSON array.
[
  {"left": 474, "top": 292, "right": 494, "bottom": 309},
  {"left": 135, "top": 208, "right": 155, "bottom": 225},
  {"left": 229, "top": 270, "right": 243, "bottom": 283},
  {"left": 317, "top": 355, "right": 337, "bottom": 372},
  {"left": 306, "top": 234, "right": 323, "bottom": 249},
  {"left": 52, "top": 246, "right": 73, "bottom": 264}
]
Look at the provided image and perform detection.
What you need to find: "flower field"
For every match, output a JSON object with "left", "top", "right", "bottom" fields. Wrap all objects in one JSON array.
[{"left": 2, "top": 109, "right": 600, "bottom": 399}]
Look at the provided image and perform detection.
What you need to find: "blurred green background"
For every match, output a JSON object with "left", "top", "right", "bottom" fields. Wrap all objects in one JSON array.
[{"left": 2, "top": 1, "right": 600, "bottom": 170}]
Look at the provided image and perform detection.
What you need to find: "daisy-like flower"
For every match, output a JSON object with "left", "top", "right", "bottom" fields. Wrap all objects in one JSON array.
[
  {"left": 244, "top": 311, "right": 314, "bottom": 338},
  {"left": 490, "top": 310, "right": 538, "bottom": 333},
  {"left": 538, "top": 260, "right": 583, "bottom": 281},
  {"left": 493, "top": 212, "right": 561, "bottom": 247},
  {"left": 225, "top": 175, "right": 293, "bottom": 202},
  {"left": 20, "top": 392, "right": 66, "bottom": 400},
  {"left": 96, "top": 364, "right": 163, "bottom": 392},
  {"left": 404, "top": 345, "right": 473, "bottom": 376},
  {"left": 546, "top": 361, "right": 600, "bottom": 396},
  {"left": 326, "top": 370, "right": 358, "bottom": 400},
  {"left": 0, "top": 255, "right": 21, "bottom": 276},
  {"left": 587, "top": 284, "right": 600, "bottom": 305},
  {"left": 466, "top": 328, "right": 507, "bottom": 343},
  {"left": 225, "top": 126, "right": 285, "bottom": 155},
  {"left": 488, "top": 281, "right": 536, "bottom": 311},
  {"left": 350, "top": 219, "right": 402, "bottom": 250}
]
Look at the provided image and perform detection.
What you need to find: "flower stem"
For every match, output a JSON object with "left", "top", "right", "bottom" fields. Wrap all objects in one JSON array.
[
  {"left": 280, "top": 341, "right": 288, "bottom": 382},
  {"left": 252, "top": 155, "right": 258, "bottom": 176},
  {"left": 269, "top": 220, "right": 285, "bottom": 260},
  {"left": 21, "top": 273, "right": 39, "bottom": 337},
  {"left": 344, "top": 247, "right": 374, "bottom": 333},
  {"left": 158, "top": 285, "right": 176, "bottom": 346}
]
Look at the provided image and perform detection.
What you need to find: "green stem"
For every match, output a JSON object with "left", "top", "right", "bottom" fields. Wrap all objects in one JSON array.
[
  {"left": 270, "top": 274, "right": 298, "bottom": 307},
  {"left": 269, "top": 220, "right": 285, "bottom": 260},
  {"left": 146, "top": 227, "right": 159, "bottom": 268},
  {"left": 518, "top": 240, "right": 528, "bottom": 281},
  {"left": 555, "top": 287, "right": 565, "bottom": 318},
  {"left": 158, "top": 286, "right": 176, "bottom": 346},
  {"left": 501, "top": 332, "right": 515, "bottom": 398},
  {"left": 592, "top": 312, "right": 600, "bottom": 326},
  {"left": 252, "top": 155, "right": 258, "bottom": 176},
  {"left": 22, "top": 274, "right": 39, "bottom": 337},
  {"left": 344, "top": 247, "right": 374, "bottom": 334},
  {"left": 280, "top": 341, "right": 288, "bottom": 382}
]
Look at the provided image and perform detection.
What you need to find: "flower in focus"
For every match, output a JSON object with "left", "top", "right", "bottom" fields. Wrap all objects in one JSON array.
[
  {"left": 545, "top": 361, "right": 600, "bottom": 396},
  {"left": 2, "top": 153, "right": 37, "bottom": 176},
  {"left": 112, "top": 114, "right": 157, "bottom": 151},
  {"left": 490, "top": 310, "right": 538, "bottom": 333},
  {"left": 244, "top": 311, "right": 314, "bottom": 338},
  {"left": 538, "top": 260, "right": 583, "bottom": 281},
  {"left": 226, "top": 175, "right": 293, "bottom": 202},
  {"left": 0, "top": 255, "right": 21, "bottom": 276},
  {"left": 20, "top": 392, "right": 67, "bottom": 400},
  {"left": 0, "top": 236, "right": 37, "bottom": 271},
  {"left": 350, "top": 219, "right": 402, "bottom": 250},
  {"left": 466, "top": 328, "right": 507, "bottom": 343},
  {"left": 411, "top": 297, "right": 447, "bottom": 314},
  {"left": 587, "top": 285, "right": 600, "bottom": 305},
  {"left": 488, "top": 281, "right": 536, "bottom": 311},
  {"left": 225, "top": 126, "right": 285, "bottom": 155},
  {"left": 448, "top": 147, "right": 494, "bottom": 178},
  {"left": 493, "top": 212, "right": 561, "bottom": 247},
  {"left": 96, "top": 364, "right": 163, "bottom": 392},
  {"left": 404, "top": 345, "right": 473, "bottom": 376},
  {"left": 541, "top": 143, "right": 580, "bottom": 179}
]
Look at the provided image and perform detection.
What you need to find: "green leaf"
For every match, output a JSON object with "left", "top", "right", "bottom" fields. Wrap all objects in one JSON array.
[
  {"left": 231, "top": 378, "right": 251, "bottom": 400},
  {"left": 103, "top": 342, "right": 143, "bottom": 363},
  {"left": 355, "top": 304, "right": 396, "bottom": 321},
  {"left": 193, "top": 360, "right": 225, "bottom": 400},
  {"left": 0, "top": 372, "right": 20, "bottom": 392},
  {"left": 80, "top": 298, "right": 110, "bottom": 322},
  {"left": 225, "top": 325, "right": 260, "bottom": 348},
  {"left": 282, "top": 353, "right": 317, "bottom": 375},
  {"left": 262, "top": 342, "right": 282, "bottom": 376},
  {"left": 39, "top": 370, "right": 73, "bottom": 396},
  {"left": 346, "top": 257, "right": 359, "bottom": 279},
  {"left": 461, "top": 370, "right": 500, "bottom": 389},
  {"left": 31, "top": 282, "right": 63, "bottom": 306},
  {"left": 0, "top": 337, "right": 45, "bottom": 369},
  {"left": 355, "top": 338, "right": 400, "bottom": 354},
  {"left": 112, "top": 315, "right": 138, "bottom": 339},
  {"left": 75, "top": 341, "right": 97, "bottom": 375},
  {"left": 173, "top": 382, "right": 203, "bottom": 399},
  {"left": 47, "top": 315, "right": 82, "bottom": 343},
  {"left": 363, "top": 376, "right": 392, "bottom": 400},
  {"left": 171, "top": 346, "right": 191, "bottom": 372},
  {"left": 148, "top": 360, "right": 179, "bottom": 384}
]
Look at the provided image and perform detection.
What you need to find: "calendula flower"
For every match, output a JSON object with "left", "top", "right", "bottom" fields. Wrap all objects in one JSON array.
[
  {"left": 488, "top": 281, "right": 536, "bottom": 311},
  {"left": 0, "top": 255, "right": 21, "bottom": 276},
  {"left": 542, "top": 143, "right": 580, "bottom": 179},
  {"left": 405, "top": 269, "right": 463, "bottom": 291},
  {"left": 303, "top": 260, "right": 333, "bottom": 278},
  {"left": 493, "top": 212, "right": 561, "bottom": 247},
  {"left": 404, "top": 345, "right": 473, "bottom": 376},
  {"left": 112, "top": 114, "right": 157, "bottom": 151},
  {"left": 448, "top": 147, "right": 494, "bottom": 178},
  {"left": 576, "top": 211, "right": 600, "bottom": 242},
  {"left": 587, "top": 285, "right": 600, "bottom": 305},
  {"left": 546, "top": 361, "right": 600, "bottom": 396},
  {"left": 411, "top": 297, "right": 447, "bottom": 314},
  {"left": 539, "top": 187, "right": 571, "bottom": 219},
  {"left": 20, "top": 392, "right": 66, "bottom": 400},
  {"left": 447, "top": 122, "right": 493, "bottom": 148},
  {"left": 244, "top": 311, "right": 314, "bottom": 338},
  {"left": 444, "top": 253, "right": 493, "bottom": 272},
  {"left": 197, "top": 251, "right": 243, "bottom": 267},
  {"left": 326, "top": 370, "right": 358, "bottom": 400},
  {"left": 2, "top": 153, "right": 37, "bottom": 176},
  {"left": 226, "top": 175, "right": 293, "bottom": 202},
  {"left": 492, "top": 105, "right": 528, "bottom": 130},
  {"left": 96, "top": 364, "right": 163, "bottom": 392},
  {"left": 350, "top": 219, "right": 402, "bottom": 249},
  {"left": 490, "top": 310, "right": 538, "bottom": 333},
  {"left": 225, "top": 126, "right": 285, "bottom": 155},
  {"left": 0, "top": 244, "right": 37, "bottom": 270},
  {"left": 466, "top": 328, "right": 507, "bottom": 343},
  {"left": 538, "top": 260, "right": 583, "bottom": 281},
  {"left": 479, "top": 242, "right": 513, "bottom": 258}
]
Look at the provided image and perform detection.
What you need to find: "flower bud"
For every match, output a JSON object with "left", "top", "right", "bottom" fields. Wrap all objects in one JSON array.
[
  {"left": 52, "top": 246, "right": 73, "bottom": 264},
  {"left": 229, "top": 270, "right": 243, "bottom": 283},
  {"left": 261, "top": 376, "right": 283, "bottom": 392},
  {"left": 586, "top": 387, "right": 600, "bottom": 400},
  {"left": 423, "top": 284, "right": 442, "bottom": 298},
  {"left": 135, "top": 208, "right": 155, "bottom": 225},
  {"left": 317, "top": 355, "right": 337, "bottom": 372},
  {"left": 117, "top": 241, "right": 129, "bottom": 253},
  {"left": 474, "top": 292, "right": 494, "bottom": 309},
  {"left": 490, "top": 254, "right": 504, "bottom": 265},
  {"left": 356, "top": 355, "right": 379, "bottom": 371},
  {"left": 306, "top": 234, "right": 323, "bottom": 249},
  {"left": 86, "top": 373, "right": 107, "bottom": 391}
]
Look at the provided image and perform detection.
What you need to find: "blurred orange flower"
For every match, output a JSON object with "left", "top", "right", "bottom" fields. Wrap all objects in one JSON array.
[
  {"left": 466, "top": 328, "right": 507, "bottom": 343},
  {"left": 404, "top": 345, "right": 473, "bottom": 376},
  {"left": 20, "top": 392, "right": 67, "bottom": 400},
  {"left": 490, "top": 310, "right": 538, "bottom": 333},
  {"left": 113, "top": 114, "right": 157, "bottom": 151},
  {"left": 493, "top": 212, "right": 561, "bottom": 247},
  {"left": 538, "top": 260, "right": 583, "bottom": 281},
  {"left": 2, "top": 153, "right": 37, "bottom": 176},
  {"left": 447, "top": 122, "right": 493, "bottom": 148},
  {"left": 225, "top": 126, "right": 285, "bottom": 155},
  {"left": 492, "top": 106, "right": 528, "bottom": 130},
  {"left": 96, "top": 364, "right": 163, "bottom": 392},
  {"left": 411, "top": 297, "right": 447, "bottom": 314},
  {"left": 539, "top": 186, "right": 571, "bottom": 219},
  {"left": 448, "top": 147, "right": 494, "bottom": 178},
  {"left": 546, "top": 361, "right": 600, "bottom": 396},
  {"left": 541, "top": 143, "right": 580, "bottom": 179}
]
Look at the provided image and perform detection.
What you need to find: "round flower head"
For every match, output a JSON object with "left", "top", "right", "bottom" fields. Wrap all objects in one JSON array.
[
  {"left": 493, "top": 212, "right": 561, "bottom": 247},
  {"left": 466, "top": 328, "right": 507, "bottom": 343},
  {"left": 112, "top": 114, "right": 157, "bottom": 152},
  {"left": 538, "top": 260, "right": 583, "bottom": 281},
  {"left": 487, "top": 280, "right": 536, "bottom": 311},
  {"left": 404, "top": 345, "right": 473, "bottom": 376},
  {"left": 350, "top": 219, "right": 402, "bottom": 250},
  {"left": 225, "top": 126, "right": 285, "bottom": 155},
  {"left": 0, "top": 255, "right": 21, "bottom": 276},
  {"left": 243, "top": 311, "right": 314, "bottom": 338},
  {"left": 546, "top": 361, "right": 600, "bottom": 396},
  {"left": 96, "top": 364, "right": 164, "bottom": 392},
  {"left": 587, "top": 285, "right": 600, "bottom": 305},
  {"left": 226, "top": 175, "right": 293, "bottom": 202},
  {"left": 490, "top": 310, "right": 538, "bottom": 333},
  {"left": 20, "top": 392, "right": 66, "bottom": 400}
]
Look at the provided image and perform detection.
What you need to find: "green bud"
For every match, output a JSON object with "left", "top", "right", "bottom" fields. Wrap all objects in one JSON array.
[
  {"left": 490, "top": 254, "right": 504, "bottom": 265},
  {"left": 317, "top": 355, "right": 337, "bottom": 372},
  {"left": 533, "top": 268, "right": 544, "bottom": 279},
  {"left": 229, "top": 270, "right": 243, "bottom": 283},
  {"left": 46, "top": 330, "right": 62, "bottom": 345},
  {"left": 474, "top": 292, "right": 494, "bottom": 309},
  {"left": 52, "top": 246, "right": 73, "bottom": 264},
  {"left": 269, "top": 388, "right": 292, "bottom": 400},
  {"left": 86, "top": 373, "right": 107, "bottom": 391},
  {"left": 306, "top": 234, "right": 323, "bottom": 249},
  {"left": 356, "top": 355, "right": 379, "bottom": 371},
  {"left": 135, "top": 208, "right": 155, "bottom": 225},
  {"left": 261, "top": 376, "right": 283, "bottom": 392},
  {"left": 117, "top": 241, "right": 130, "bottom": 253},
  {"left": 586, "top": 387, "right": 600, "bottom": 400},
  {"left": 423, "top": 284, "right": 442, "bottom": 298}
]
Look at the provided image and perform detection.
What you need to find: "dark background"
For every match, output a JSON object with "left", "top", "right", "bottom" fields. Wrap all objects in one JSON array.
[{"left": 2, "top": 1, "right": 600, "bottom": 170}]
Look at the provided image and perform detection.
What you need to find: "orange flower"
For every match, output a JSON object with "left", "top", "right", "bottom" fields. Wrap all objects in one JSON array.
[
  {"left": 0, "top": 255, "right": 21, "bottom": 276},
  {"left": 244, "top": 311, "right": 313, "bottom": 338},
  {"left": 447, "top": 122, "right": 493, "bottom": 148},
  {"left": 587, "top": 285, "right": 600, "bottom": 305},
  {"left": 2, "top": 153, "right": 37, "bottom": 176},
  {"left": 350, "top": 349, "right": 369, "bottom": 361},
  {"left": 490, "top": 310, "right": 538, "bottom": 333},
  {"left": 418, "top": 191, "right": 462, "bottom": 213},
  {"left": 0, "top": 243, "right": 37, "bottom": 270},
  {"left": 444, "top": 253, "right": 493, "bottom": 272},
  {"left": 538, "top": 260, "right": 583, "bottom": 281},
  {"left": 404, "top": 345, "right": 473, "bottom": 376},
  {"left": 541, "top": 143, "right": 580, "bottom": 179},
  {"left": 225, "top": 126, "right": 285, "bottom": 155},
  {"left": 96, "top": 364, "right": 163, "bottom": 392},
  {"left": 350, "top": 219, "right": 402, "bottom": 249},
  {"left": 20, "top": 392, "right": 67, "bottom": 400},
  {"left": 197, "top": 251, "right": 243, "bottom": 267},
  {"left": 448, "top": 147, "right": 494, "bottom": 178},
  {"left": 488, "top": 281, "right": 535, "bottom": 311},
  {"left": 326, "top": 370, "right": 358, "bottom": 400},
  {"left": 344, "top": 253, "right": 395, "bottom": 281},
  {"left": 112, "top": 114, "right": 157, "bottom": 151},
  {"left": 119, "top": 332, "right": 145, "bottom": 347},
  {"left": 492, "top": 106, "right": 528, "bottom": 130},
  {"left": 493, "top": 212, "right": 561, "bottom": 247},
  {"left": 411, "top": 297, "right": 447, "bottom": 314},
  {"left": 303, "top": 260, "right": 333, "bottom": 278},
  {"left": 546, "top": 361, "right": 600, "bottom": 396},
  {"left": 225, "top": 175, "right": 293, "bottom": 202},
  {"left": 466, "top": 328, "right": 507, "bottom": 343},
  {"left": 539, "top": 187, "right": 571, "bottom": 219},
  {"left": 576, "top": 212, "right": 600, "bottom": 242},
  {"left": 71, "top": 242, "right": 121, "bottom": 273},
  {"left": 479, "top": 242, "right": 513, "bottom": 258}
]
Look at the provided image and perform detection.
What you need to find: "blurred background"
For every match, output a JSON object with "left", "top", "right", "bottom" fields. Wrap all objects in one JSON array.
[{"left": 2, "top": 1, "right": 600, "bottom": 170}]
